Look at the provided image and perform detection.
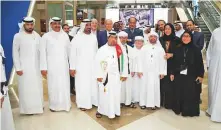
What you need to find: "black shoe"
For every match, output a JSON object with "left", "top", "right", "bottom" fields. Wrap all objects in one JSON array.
[
  {"left": 50, "top": 109, "right": 56, "bottom": 112},
  {"left": 26, "top": 114, "right": 34, "bottom": 116},
  {"left": 115, "top": 115, "right": 120, "bottom": 117}
]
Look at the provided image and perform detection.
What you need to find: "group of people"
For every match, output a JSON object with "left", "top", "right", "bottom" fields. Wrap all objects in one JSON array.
[{"left": 1, "top": 15, "right": 221, "bottom": 130}]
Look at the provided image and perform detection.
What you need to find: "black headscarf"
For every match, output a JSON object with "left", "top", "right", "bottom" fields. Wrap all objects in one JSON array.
[
  {"left": 162, "top": 23, "right": 176, "bottom": 41},
  {"left": 180, "top": 30, "right": 193, "bottom": 47}
]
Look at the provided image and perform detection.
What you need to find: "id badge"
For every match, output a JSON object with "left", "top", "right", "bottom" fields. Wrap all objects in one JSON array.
[{"left": 180, "top": 69, "right": 187, "bottom": 75}]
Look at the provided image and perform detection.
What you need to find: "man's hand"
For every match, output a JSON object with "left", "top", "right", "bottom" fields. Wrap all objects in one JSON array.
[
  {"left": 1, "top": 97, "right": 4, "bottom": 108},
  {"left": 137, "top": 72, "right": 143, "bottom": 78},
  {"left": 41, "top": 70, "right": 47, "bottom": 78},
  {"left": 120, "top": 77, "right": 127, "bottom": 82},
  {"left": 131, "top": 72, "right": 135, "bottom": 77},
  {"left": 16, "top": 71, "right": 23, "bottom": 76},
  {"left": 164, "top": 53, "right": 173, "bottom": 60},
  {"left": 97, "top": 78, "right": 103, "bottom": 82},
  {"left": 170, "top": 75, "right": 174, "bottom": 81},
  {"left": 196, "top": 77, "right": 203, "bottom": 84},
  {"left": 160, "top": 74, "right": 165, "bottom": 79},
  {"left": 70, "top": 70, "right": 76, "bottom": 77}
]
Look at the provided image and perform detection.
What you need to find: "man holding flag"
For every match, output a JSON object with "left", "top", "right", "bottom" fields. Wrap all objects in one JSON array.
[{"left": 95, "top": 31, "right": 128, "bottom": 119}]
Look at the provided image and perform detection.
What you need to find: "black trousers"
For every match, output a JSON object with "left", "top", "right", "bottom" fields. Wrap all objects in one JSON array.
[{"left": 70, "top": 76, "right": 75, "bottom": 93}]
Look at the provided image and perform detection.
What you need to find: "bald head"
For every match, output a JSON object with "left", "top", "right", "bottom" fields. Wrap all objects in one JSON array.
[
  {"left": 91, "top": 18, "right": 98, "bottom": 31},
  {"left": 105, "top": 19, "right": 113, "bottom": 31}
]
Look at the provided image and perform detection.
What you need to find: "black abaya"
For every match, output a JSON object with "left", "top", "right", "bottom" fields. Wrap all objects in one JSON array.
[
  {"left": 159, "top": 36, "right": 181, "bottom": 109},
  {"left": 172, "top": 42, "right": 204, "bottom": 117}
]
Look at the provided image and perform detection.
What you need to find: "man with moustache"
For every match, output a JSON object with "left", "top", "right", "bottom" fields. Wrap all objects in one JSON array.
[
  {"left": 40, "top": 17, "right": 71, "bottom": 112},
  {"left": 70, "top": 19, "right": 98, "bottom": 110},
  {"left": 124, "top": 17, "right": 143, "bottom": 47},
  {"left": 156, "top": 20, "right": 166, "bottom": 37},
  {"left": 12, "top": 17, "right": 44, "bottom": 115},
  {"left": 95, "top": 31, "right": 127, "bottom": 119}
]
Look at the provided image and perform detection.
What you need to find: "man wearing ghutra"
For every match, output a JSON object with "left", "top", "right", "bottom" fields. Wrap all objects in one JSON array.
[
  {"left": 140, "top": 32, "right": 167, "bottom": 110},
  {"left": 40, "top": 17, "right": 71, "bottom": 112},
  {"left": 70, "top": 19, "right": 98, "bottom": 110},
  {"left": 174, "top": 21, "right": 185, "bottom": 38},
  {"left": 143, "top": 25, "right": 151, "bottom": 44},
  {"left": 12, "top": 17, "right": 44, "bottom": 114},
  {"left": 95, "top": 31, "right": 127, "bottom": 119}
]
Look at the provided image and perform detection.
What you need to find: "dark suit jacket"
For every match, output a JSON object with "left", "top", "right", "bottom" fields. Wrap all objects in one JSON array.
[
  {"left": 68, "top": 35, "right": 73, "bottom": 41},
  {"left": 97, "top": 30, "right": 108, "bottom": 48},
  {"left": 124, "top": 28, "right": 143, "bottom": 47},
  {"left": 192, "top": 31, "right": 204, "bottom": 50}
]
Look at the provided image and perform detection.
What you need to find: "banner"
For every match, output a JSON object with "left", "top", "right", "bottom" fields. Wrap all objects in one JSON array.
[
  {"left": 119, "top": 9, "right": 154, "bottom": 28},
  {"left": 1, "top": 1, "right": 30, "bottom": 79}
]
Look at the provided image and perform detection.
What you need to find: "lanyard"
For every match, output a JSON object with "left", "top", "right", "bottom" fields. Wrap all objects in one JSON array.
[{"left": 183, "top": 48, "right": 188, "bottom": 63}]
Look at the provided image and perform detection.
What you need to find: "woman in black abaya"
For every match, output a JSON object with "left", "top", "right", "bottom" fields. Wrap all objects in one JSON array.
[
  {"left": 159, "top": 23, "right": 181, "bottom": 109},
  {"left": 171, "top": 31, "right": 204, "bottom": 117}
]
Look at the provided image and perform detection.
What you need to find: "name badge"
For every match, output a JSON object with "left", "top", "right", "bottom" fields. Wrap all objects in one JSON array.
[{"left": 180, "top": 69, "right": 187, "bottom": 75}]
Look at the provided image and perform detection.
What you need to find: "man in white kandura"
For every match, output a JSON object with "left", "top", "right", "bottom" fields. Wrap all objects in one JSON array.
[
  {"left": 12, "top": 17, "right": 43, "bottom": 114},
  {"left": 206, "top": 17, "right": 221, "bottom": 122},
  {"left": 131, "top": 36, "right": 145, "bottom": 108},
  {"left": 95, "top": 31, "right": 127, "bottom": 119},
  {"left": 140, "top": 31, "right": 167, "bottom": 110},
  {"left": 118, "top": 31, "right": 134, "bottom": 107},
  {"left": 1, "top": 44, "right": 15, "bottom": 130},
  {"left": 70, "top": 19, "right": 98, "bottom": 110},
  {"left": 40, "top": 17, "right": 71, "bottom": 112},
  {"left": 174, "top": 21, "right": 185, "bottom": 38}
]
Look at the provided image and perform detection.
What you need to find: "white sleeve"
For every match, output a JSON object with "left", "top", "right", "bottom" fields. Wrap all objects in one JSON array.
[
  {"left": 159, "top": 48, "right": 167, "bottom": 75},
  {"left": 12, "top": 34, "right": 22, "bottom": 71},
  {"left": 69, "top": 37, "right": 78, "bottom": 70},
  {"left": 121, "top": 49, "right": 129, "bottom": 77},
  {"left": 206, "top": 32, "right": 214, "bottom": 68},
  {"left": 39, "top": 35, "right": 48, "bottom": 71}
]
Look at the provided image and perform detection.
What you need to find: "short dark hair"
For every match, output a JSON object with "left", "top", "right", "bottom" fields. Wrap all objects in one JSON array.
[
  {"left": 62, "top": 24, "right": 69, "bottom": 29},
  {"left": 186, "top": 19, "right": 195, "bottom": 25},
  {"left": 128, "top": 17, "right": 137, "bottom": 23}
]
